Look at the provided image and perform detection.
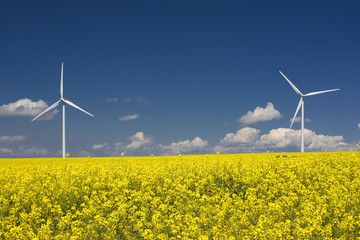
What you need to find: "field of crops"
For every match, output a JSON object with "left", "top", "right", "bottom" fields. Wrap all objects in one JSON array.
[{"left": 0, "top": 152, "right": 360, "bottom": 239}]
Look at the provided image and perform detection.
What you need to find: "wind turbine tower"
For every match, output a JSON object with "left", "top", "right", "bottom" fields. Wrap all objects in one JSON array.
[
  {"left": 32, "top": 63, "right": 94, "bottom": 158},
  {"left": 279, "top": 71, "right": 340, "bottom": 152}
]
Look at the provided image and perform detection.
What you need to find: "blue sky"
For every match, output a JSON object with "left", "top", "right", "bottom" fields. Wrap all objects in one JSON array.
[{"left": 1, "top": 0, "right": 359, "bottom": 157}]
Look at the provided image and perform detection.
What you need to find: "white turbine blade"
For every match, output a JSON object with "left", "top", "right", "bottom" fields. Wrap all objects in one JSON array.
[
  {"left": 63, "top": 99, "right": 94, "bottom": 117},
  {"left": 60, "top": 62, "right": 64, "bottom": 98},
  {"left": 279, "top": 71, "right": 303, "bottom": 96},
  {"left": 290, "top": 98, "right": 303, "bottom": 129},
  {"left": 32, "top": 99, "right": 61, "bottom": 121},
  {"left": 304, "top": 88, "right": 340, "bottom": 97}
]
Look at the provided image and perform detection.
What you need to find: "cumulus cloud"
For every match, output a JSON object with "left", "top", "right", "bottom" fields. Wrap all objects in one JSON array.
[
  {"left": 126, "top": 132, "right": 152, "bottom": 150},
  {"left": 0, "top": 98, "right": 58, "bottom": 120},
  {"left": 307, "top": 134, "right": 347, "bottom": 150},
  {"left": 238, "top": 102, "right": 281, "bottom": 125},
  {"left": 118, "top": 114, "right": 140, "bottom": 122},
  {"left": 214, "top": 127, "right": 260, "bottom": 153},
  {"left": 114, "top": 142, "right": 123, "bottom": 150},
  {"left": 0, "top": 145, "right": 53, "bottom": 157},
  {"left": 92, "top": 142, "right": 109, "bottom": 150},
  {"left": 215, "top": 127, "right": 347, "bottom": 153},
  {"left": 77, "top": 150, "right": 93, "bottom": 157},
  {"left": 260, "top": 128, "right": 347, "bottom": 151},
  {"left": 358, "top": 123, "right": 360, "bottom": 130},
  {"left": 37, "top": 109, "right": 59, "bottom": 120},
  {"left": 105, "top": 98, "right": 118, "bottom": 102},
  {"left": 0, "top": 135, "right": 26, "bottom": 142},
  {"left": 89, "top": 133, "right": 153, "bottom": 157},
  {"left": 290, "top": 117, "right": 312, "bottom": 123},
  {"left": 17, "top": 146, "right": 49, "bottom": 156},
  {"left": 0, "top": 148, "right": 13, "bottom": 154},
  {"left": 212, "top": 145, "right": 250, "bottom": 155},
  {"left": 159, "top": 137, "right": 208, "bottom": 155},
  {"left": 220, "top": 127, "right": 260, "bottom": 145},
  {"left": 260, "top": 128, "right": 303, "bottom": 149}
]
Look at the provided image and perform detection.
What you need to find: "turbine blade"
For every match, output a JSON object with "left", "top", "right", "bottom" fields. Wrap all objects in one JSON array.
[
  {"left": 290, "top": 98, "right": 303, "bottom": 129},
  {"left": 32, "top": 100, "right": 61, "bottom": 121},
  {"left": 304, "top": 88, "right": 340, "bottom": 97},
  {"left": 63, "top": 99, "right": 94, "bottom": 117},
  {"left": 60, "top": 62, "right": 64, "bottom": 98},
  {"left": 279, "top": 71, "right": 303, "bottom": 96}
]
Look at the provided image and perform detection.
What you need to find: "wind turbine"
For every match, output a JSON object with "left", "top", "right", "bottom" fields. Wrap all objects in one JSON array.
[
  {"left": 32, "top": 62, "right": 94, "bottom": 158},
  {"left": 279, "top": 71, "right": 340, "bottom": 152}
]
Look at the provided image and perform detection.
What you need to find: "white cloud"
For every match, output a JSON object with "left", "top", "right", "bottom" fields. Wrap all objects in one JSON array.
[
  {"left": 0, "top": 148, "right": 13, "bottom": 154},
  {"left": 0, "top": 135, "right": 26, "bottom": 142},
  {"left": 238, "top": 102, "right": 281, "bottom": 125},
  {"left": 159, "top": 137, "right": 208, "bottom": 155},
  {"left": 0, "top": 145, "right": 53, "bottom": 157},
  {"left": 17, "top": 146, "right": 49, "bottom": 156},
  {"left": 212, "top": 145, "right": 254, "bottom": 154},
  {"left": 105, "top": 98, "right": 118, "bottom": 102},
  {"left": 259, "top": 128, "right": 303, "bottom": 149},
  {"left": 89, "top": 133, "right": 153, "bottom": 157},
  {"left": 220, "top": 127, "right": 260, "bottom": 145},
  {"left": 92, "top": 142, "right": 109, "bottom": 150},
  {"left": 0, "top": 98, "right": 58, "bottom": 120},
  {"left": 76, "top": 150, "right": 93, "bottom": 157},
  {"left": 37, "top": 109, "right": 59, "bottom": 120},
  {"left": 260, "top": 128, "right": 347, "bottom": 151},
  {"left": 215, "top": 127, "right": 347, "bottom": 153},
  {"left": 119, "top": 114, "right": 140, "bottom": 122},
  {"left": 308, "top": 134, "right": 347, "bottom": 150},
  {"left": 214, "top": 127, "right": 260, "bottom": 153},
  {"left": 92, "top": 142, "right": 124, "bottom": 157},
  {"left": 124, "top": 97, "right": 152, "bottom": 105},
  {"left": 114, "top": 142, "right": 123, "bottom": 150},
  {"left": 290, "top": 117, "right": 312, "bottom": 123},
  {"left": 358, "top": 123, "right": 360, "bottom": 130},
  {"left": 126, "top": 132, "right": 152, "bottom": 150}
]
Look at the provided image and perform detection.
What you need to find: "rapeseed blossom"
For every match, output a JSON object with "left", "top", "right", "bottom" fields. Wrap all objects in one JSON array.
[{"left": 0, "top": 152, "right": 359, "bottom": 239}]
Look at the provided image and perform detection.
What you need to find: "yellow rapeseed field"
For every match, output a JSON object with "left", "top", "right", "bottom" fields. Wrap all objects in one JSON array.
[{"left": 1, "top": 152, "right": 360, "bottom": 239}]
